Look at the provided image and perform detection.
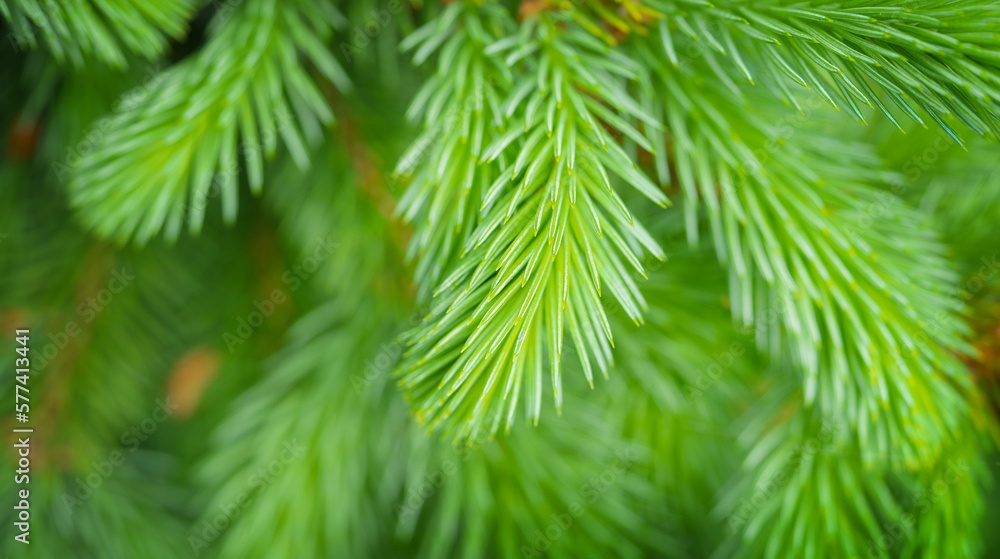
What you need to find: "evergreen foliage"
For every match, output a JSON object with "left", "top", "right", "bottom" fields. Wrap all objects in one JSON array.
[{"left": 2, "top": 1, "right": 1000, "bottom": 558}]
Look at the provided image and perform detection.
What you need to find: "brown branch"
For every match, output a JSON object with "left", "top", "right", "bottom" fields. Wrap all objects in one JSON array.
[{"left": 316, "top": 80, "right": 412, "bottom": 257}]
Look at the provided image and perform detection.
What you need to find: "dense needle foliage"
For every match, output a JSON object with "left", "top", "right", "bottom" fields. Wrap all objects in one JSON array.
[{"left": 1, "top": 1, "right": 999, "bottom": 558}]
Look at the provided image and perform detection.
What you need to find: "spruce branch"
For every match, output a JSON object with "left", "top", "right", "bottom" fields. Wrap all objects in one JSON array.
[
  {"left": 716, "top": 383, "right": 987, "bottom": 559},
  {"left": 4, "top": 1, "right": 1000, "bottom": 556},
  {"left": 396, "top": 8, "right": 669, "bottom": 440},
  {"left": 0, "top": 0, "right": 197, "bottom": 66},
  {"left": 634, "top": 40, "right": 977, "bottom": 468},
  {"left": 645, "top": 0, "right": 1000, "bottom": 143},
  {"left": 394, "top": 1, "right": 516, "bottom": 299},
  {"left": 67, "top": 0, "right": 349, "bottom": 244}
]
